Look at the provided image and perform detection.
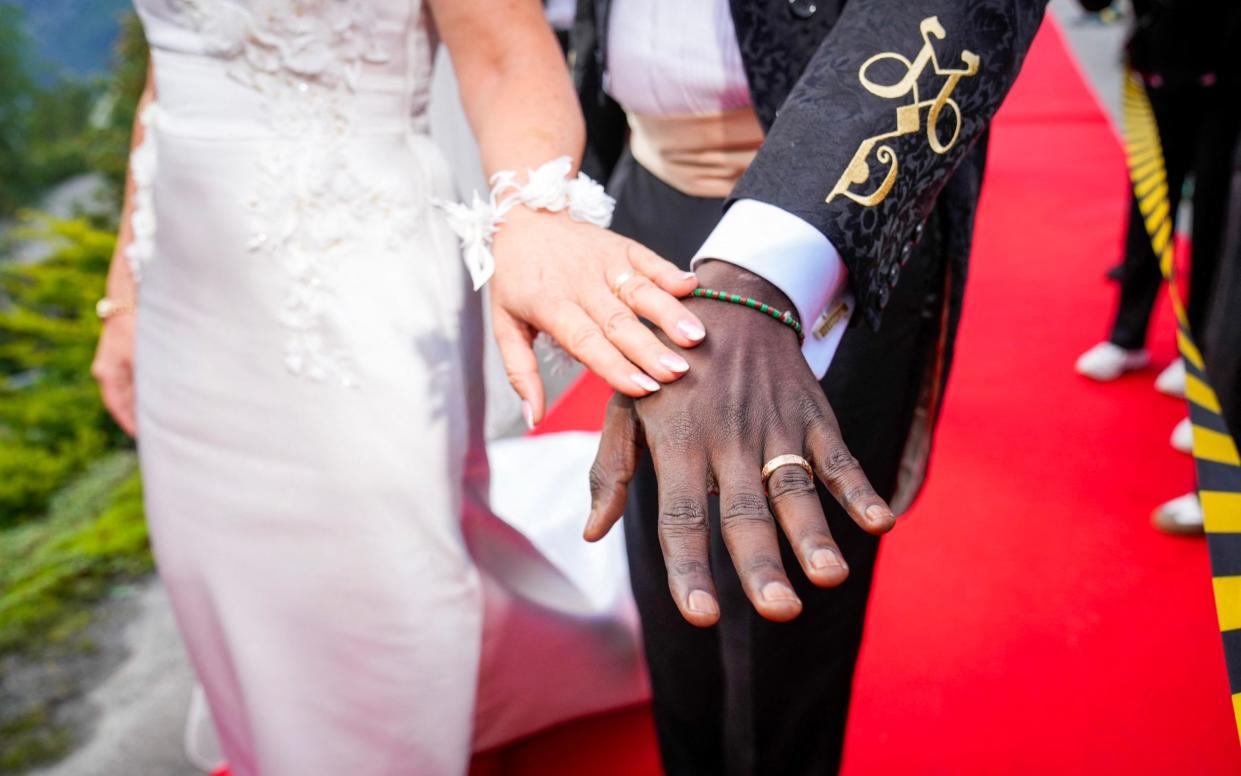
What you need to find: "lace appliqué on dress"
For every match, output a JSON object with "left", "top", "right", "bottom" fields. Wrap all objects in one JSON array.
[
  {"left": 125, "top": 102, "right": 160, "bottom": 282},
  {"left": 175, "top": 0, "right": 420, "bottom": 387}
]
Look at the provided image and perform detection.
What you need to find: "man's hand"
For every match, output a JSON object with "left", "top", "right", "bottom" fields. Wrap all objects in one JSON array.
[{"left": 584, "top": 261, "right": 895, "bottom": 627}]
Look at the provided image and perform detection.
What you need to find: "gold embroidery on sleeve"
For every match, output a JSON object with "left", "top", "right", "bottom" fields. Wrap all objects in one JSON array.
[{"left": 825, "top": 16, "right": 980, "bottom": 207}]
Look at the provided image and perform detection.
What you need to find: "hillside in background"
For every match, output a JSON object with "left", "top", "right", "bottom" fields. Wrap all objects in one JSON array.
[{"left": 6, "top": 0, "right": 132, "bottom": 76}]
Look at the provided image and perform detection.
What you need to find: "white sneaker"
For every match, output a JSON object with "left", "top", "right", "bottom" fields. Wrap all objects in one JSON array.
[
  {"left": 1170, "top": 417, "right": 1193, "bottom": 454},
  {"left": 1155, "top": 359, "right": 1187, "bottom": 398},
  {"left": 1152, "top": 492, "right": 1203, "bottom": 535},
  {"left": 1075, "top": 342, "right": 1150, "bottom": 381}
]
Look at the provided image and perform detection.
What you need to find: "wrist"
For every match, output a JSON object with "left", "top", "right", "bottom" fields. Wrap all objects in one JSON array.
[
  {"left": 501, "top": 202, "right": 569, "bottom": 229},
  {"left": 687, "top": 262, "right": 806, "bottom": 356},
  {"left": 440, "top": 155, "right": 612, "bottom": 290},
  {"left": 693, "top": 260, "right": 796, "bottom": 313},
  {"left": 96, "top": 297, "right": 137, "bottom": 321}
]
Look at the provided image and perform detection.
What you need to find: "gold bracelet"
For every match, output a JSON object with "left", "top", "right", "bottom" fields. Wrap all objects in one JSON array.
[{"left": 96, "top": 297, "right": 137, "bottom": 320}]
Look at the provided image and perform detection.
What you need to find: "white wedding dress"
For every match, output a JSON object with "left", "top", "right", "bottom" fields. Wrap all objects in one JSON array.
[{"left": 128, "top": 1, "right": 645, "bottom": 774}]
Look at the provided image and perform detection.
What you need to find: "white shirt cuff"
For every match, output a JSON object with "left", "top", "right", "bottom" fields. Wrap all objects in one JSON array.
[{"left": 691, "top": 199, "right": 852, "bottom": 379}]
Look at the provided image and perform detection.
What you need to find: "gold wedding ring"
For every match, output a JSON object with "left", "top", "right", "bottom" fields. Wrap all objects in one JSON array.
[
  {"left": 611, "top": 269, "right": 637, "bottom": 298},
  {"left": 761, "top": 454, "right": 814, "bottom": 485}
]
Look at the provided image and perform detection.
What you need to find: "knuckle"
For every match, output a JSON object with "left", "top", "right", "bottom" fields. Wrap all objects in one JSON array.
[
  {"left": 820, "top": 447, "right": 861, "bottom": 480},
  {"left": 503, "top": 366, "right": 534, "bottom": 390},
  {"left": 567, "top": 325, "right": 604, "bottom": 355},
  {"left": 588, "top": 453, "right": 631, "bottom": 499},
  {"left": 766, "top": 467, "right": 817, "bottom": 501},
  {"left": 622, "top": 276, "right": 657, "bottom": 303},
  {"left": 797, "top": 396, "right": 830, "bottom": 428},
  {"left": 668, "top": 558, "right": 710, "bottom": 580},
  {"left": 587, "top": 460, "right": 611, "bottom": 500},
  {"left": 720, "top": 491, "right": 772, "bottom": 527},
  {"left": 649, "top": 408, "right": 698, "bottom": 450},
  {"left": 602, "top": 308, "right": 636, "bottom": 338},
  {"left": 743, "top": 557, "right": 786, "bottom": 578},
  {"left": 659, "top": 496, "right": 708, "bottom": 532},
  {"left": 842, "top": 482, "right": 876, "bottom": 506}
]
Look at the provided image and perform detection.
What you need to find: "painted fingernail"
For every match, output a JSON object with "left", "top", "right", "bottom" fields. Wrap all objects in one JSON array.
[
  {"left": 760, "top": 582, "right": 799, "bottom": 604},
  {"left": 631, "top": 373, "right": 661, "bottom": 392},
  {"left": 866, "top": 504, "right": 894, "bottom": 525},
  {"left": 678, "top": 320, "right": 706, "bottom": 341},
  {"left": 811, "top": 548, "right": 846, "bottom": 572},
  {"left": 687, "top": 590, "right": 719, "bottom": 616},
  {"left": 660, "top": 353, "right": 690, "bottom": 373},
  {"left": 522, "top": 400, "right": 535, "bottom": 431}
]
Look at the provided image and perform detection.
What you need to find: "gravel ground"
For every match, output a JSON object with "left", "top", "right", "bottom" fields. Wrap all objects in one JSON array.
[{"left": 26, "top": 585, "right": 199, "bottom": 776}]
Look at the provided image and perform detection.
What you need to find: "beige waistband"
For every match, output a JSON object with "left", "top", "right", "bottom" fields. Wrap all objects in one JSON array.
[{"left": 627, "top": 107, "right": 765, "bottom": 199}]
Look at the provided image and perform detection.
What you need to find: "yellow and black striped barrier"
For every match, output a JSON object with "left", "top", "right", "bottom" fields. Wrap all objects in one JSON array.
[{"left": 1122, "top": 72, "right": 1241, "bottom": 740}]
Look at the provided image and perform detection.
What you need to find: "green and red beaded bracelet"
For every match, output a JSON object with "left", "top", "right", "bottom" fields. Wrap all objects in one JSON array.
[{"left": 690, "top": 288, "right": 804, "bottom": 343}]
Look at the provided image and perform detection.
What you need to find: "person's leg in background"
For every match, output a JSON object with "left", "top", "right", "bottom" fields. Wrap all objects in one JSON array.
[
  {"left": 1078, "top": 84, "right": 1194, "bottom": 380},
  {"left": 1150, "top": 80, "right": 1240, "bottom": 533},
  {"left": 1107, "top": 192, "right": 1176, "bottom": 351},
  {"left": 1185, "top": 80, "right": 1241, "bottom": 346}
]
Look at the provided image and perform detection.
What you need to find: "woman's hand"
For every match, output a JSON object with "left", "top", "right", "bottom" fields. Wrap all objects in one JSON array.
[
  {"left": 92, "top": 314, "right": 138, "bottom": 436},
  {"left": 490, "top": 206, "right": 706, "bottom": 427}
]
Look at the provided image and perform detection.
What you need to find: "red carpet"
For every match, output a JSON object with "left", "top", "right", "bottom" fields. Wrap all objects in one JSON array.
[
  {"left": 482, "top": 17, "right": 1241, "bottom": 776},
  {"left": 213, "top": 17, "right": 1239, "bottom": 776}
]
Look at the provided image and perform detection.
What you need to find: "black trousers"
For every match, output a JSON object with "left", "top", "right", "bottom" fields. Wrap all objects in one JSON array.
[
  {"left": 607, "top": 153, "right": 944, "bottom": 776},
  {"left": 1109, "top": 81, "right": 1241, "bottom": 350}
]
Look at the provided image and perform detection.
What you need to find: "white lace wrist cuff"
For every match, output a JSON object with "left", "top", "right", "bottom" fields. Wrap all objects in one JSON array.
[{"left": 439, "top": 156, "right": 615, "bottom": 290}]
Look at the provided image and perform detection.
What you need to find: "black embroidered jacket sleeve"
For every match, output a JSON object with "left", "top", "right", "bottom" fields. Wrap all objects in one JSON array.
[{"left": 730, "top": 0, "right": 1047, "bottom": 328}]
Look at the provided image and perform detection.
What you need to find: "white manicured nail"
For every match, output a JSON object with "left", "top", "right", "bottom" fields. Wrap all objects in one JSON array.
[
  {"left": 678, "top": 320, "right": 706, "bottom": 341},
  {"left": 660, "top": 354, "right": 690, "bottom": 373},
  {"left": 631, "top": 373, "right": 660, "bottom": 392},
  {"left": 522, "top": 401, "right": 535, "bottom": 431}
]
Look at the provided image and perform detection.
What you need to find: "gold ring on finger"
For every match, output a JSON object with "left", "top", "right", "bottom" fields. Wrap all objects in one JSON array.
[
  {"left": 761, "top": 454, "right": 813, "bottom": 486},
  {"left": 611, "top": 269, "right": 637, "bottom": 298}
]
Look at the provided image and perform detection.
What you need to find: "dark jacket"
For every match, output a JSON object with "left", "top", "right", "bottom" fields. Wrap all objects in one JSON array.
[
  {"left": 574, "top": 0, "right": 1047, "bottom": 505},
  {"left": 575, "top": 0, "right": 1046, "bottom": 329},
  {"left": 1081, "top": 0, "right": 1241, "bottom": 89}
]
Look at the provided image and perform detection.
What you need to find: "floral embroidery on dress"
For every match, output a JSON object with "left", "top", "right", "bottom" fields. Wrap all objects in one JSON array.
[
  {"left": 173, "top": 0, "right": 421, "bottom": 387},
  {"left": 125, "top": 102, "right": 160, "bottom": 281},
  {"left": 175, "top": 0, "right": 390, "bottom": 88}
]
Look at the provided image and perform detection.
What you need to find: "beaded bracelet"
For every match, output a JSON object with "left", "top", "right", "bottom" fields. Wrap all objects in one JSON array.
[{"left": 691, "top": 288, "right": 805, "bottom": 343}]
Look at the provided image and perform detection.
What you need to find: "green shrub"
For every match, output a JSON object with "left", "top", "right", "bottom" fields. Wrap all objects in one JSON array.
[
  {"left": 0, "top": 452, "right": 149, "bottom": 772},
  {"left": 0, "top": 215, "right": 128, "bottom": 528},
  {"left": 0, "top": 15, "right": 155, "bottom": 768},
  {"left": 0, "top": 452, "right": 148, "bottom": 654}
]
